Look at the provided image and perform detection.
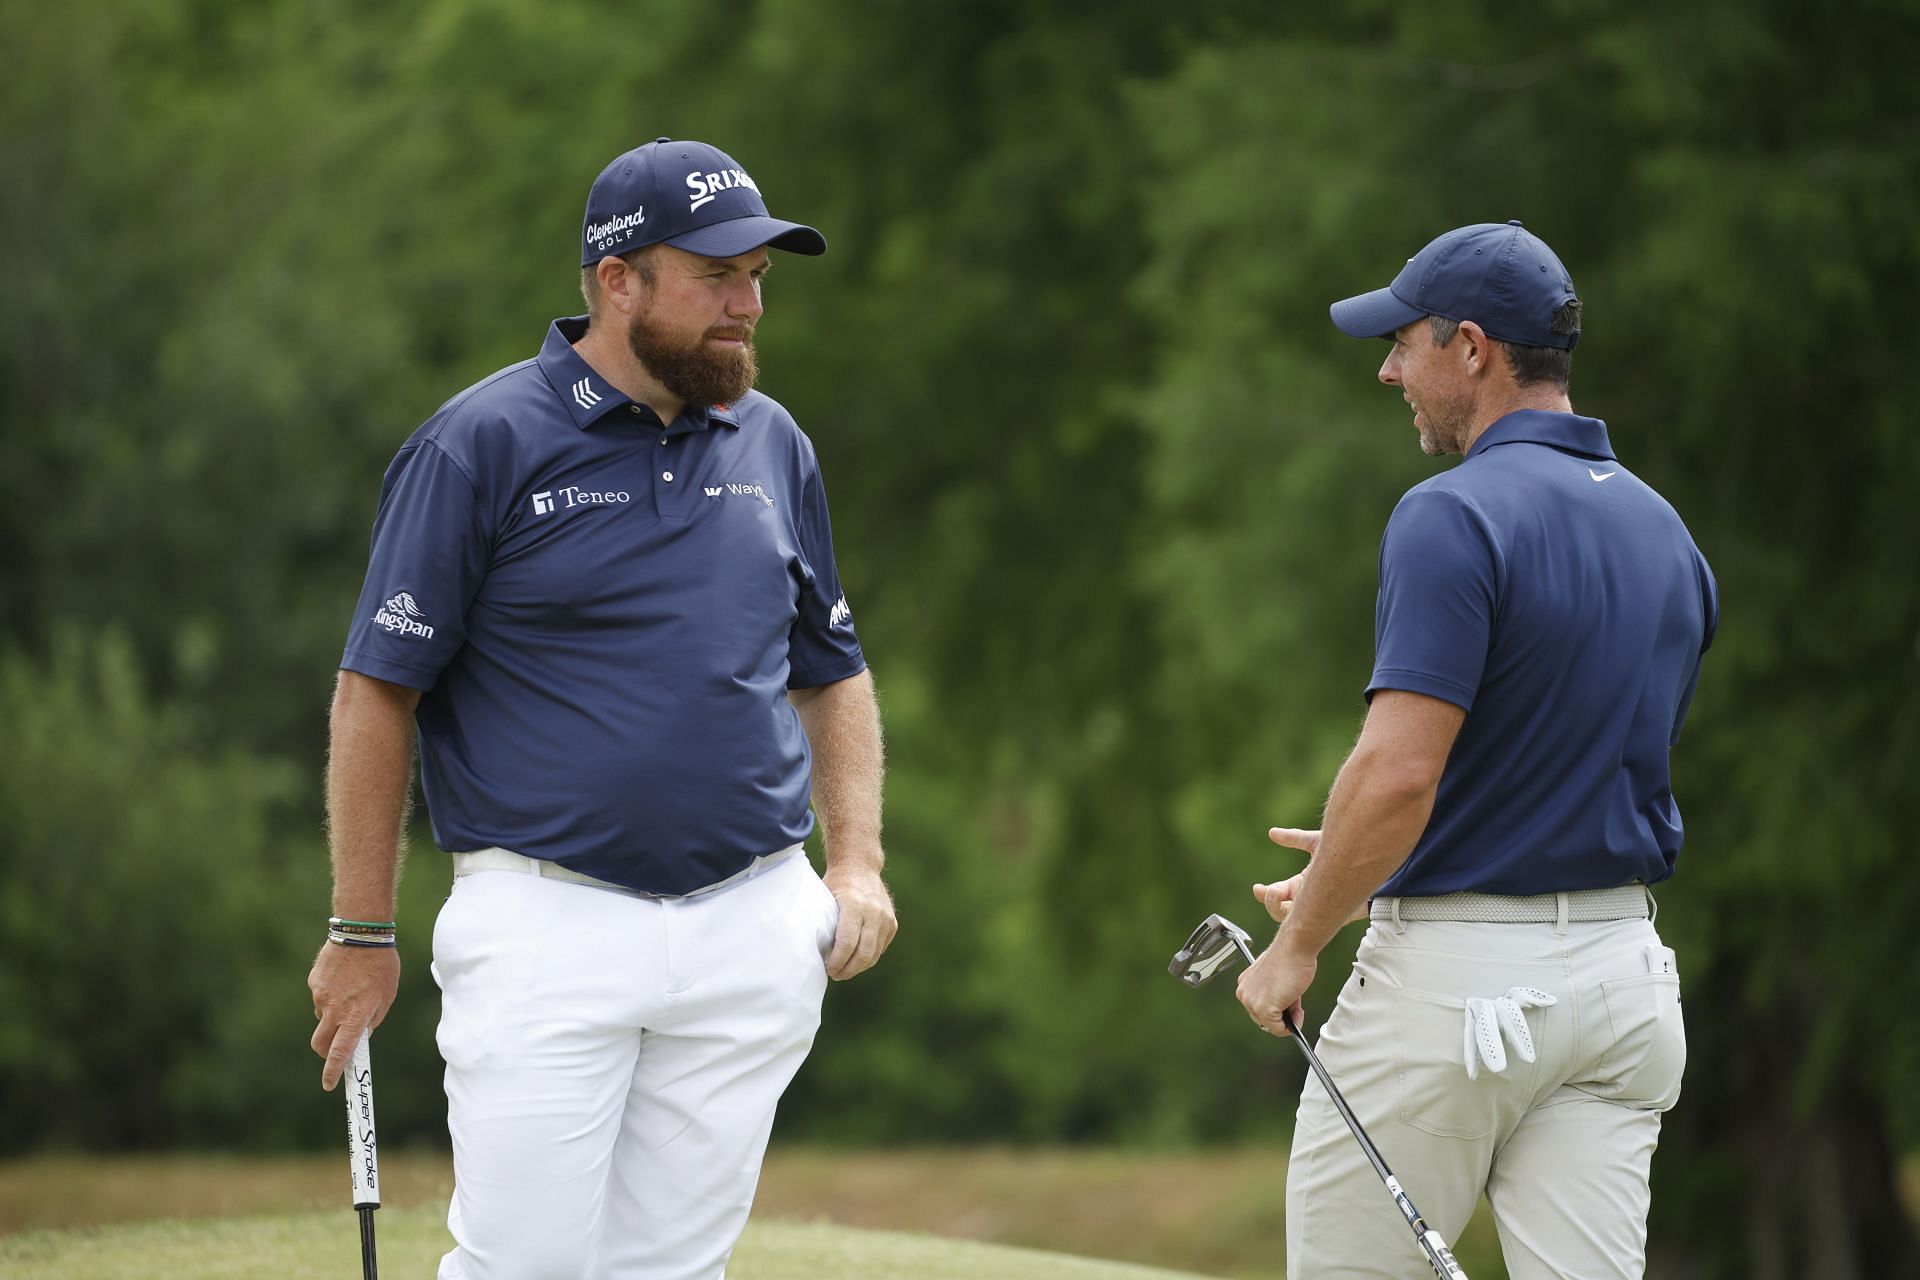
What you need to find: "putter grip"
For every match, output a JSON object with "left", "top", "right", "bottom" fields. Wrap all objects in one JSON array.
[{"left": 345, "top": 1032, "right": 381, "bottom": 1210}]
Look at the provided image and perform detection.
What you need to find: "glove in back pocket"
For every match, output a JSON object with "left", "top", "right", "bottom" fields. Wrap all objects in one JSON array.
[{"left": 1389, "top": 982, "right": 1528, "bottom": 1140}]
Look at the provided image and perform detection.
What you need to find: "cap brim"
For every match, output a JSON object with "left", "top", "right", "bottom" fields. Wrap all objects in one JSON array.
[
  {"left": 666, "top": 215, "right": 827, "bottom": 258},
  {"left": 1329, "top": 286, "right": 1425, "bottom": 339}
]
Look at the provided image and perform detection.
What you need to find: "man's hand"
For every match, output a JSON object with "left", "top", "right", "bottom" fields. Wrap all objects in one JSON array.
[
  {"left": 1253, "top": 826, "right": 1320, "bottom": 924},
  {"left": 790, "top": 671, "right": 891, "bottom": 979},
  {"left": 821, "top": 862, "right": 897, "bottom": 981},
  {"left": 1236, "top": 937, "right": 1316, "bottom": 1038},
  {"left": 308, "top": 943, "right": 400, "bottom": 1090},
  {"left": 1256, "top": 825, "right": 1368, "bottom": 928},
  {"left": 1268, "top": 826, "right": 1321, "bottom": 857}
]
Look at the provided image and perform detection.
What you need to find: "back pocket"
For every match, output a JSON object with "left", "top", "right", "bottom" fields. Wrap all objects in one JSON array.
[
  {"left": 1388, "top": 983, "right": 1525, "bottom": 1140},
  {"left": 1597, "top": 972, "right": 1686, "bottom": 1111}
]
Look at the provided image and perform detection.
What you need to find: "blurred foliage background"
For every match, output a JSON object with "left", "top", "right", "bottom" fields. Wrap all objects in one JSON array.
[{"left": 3, "top": 1, "right": 1917, "bottom": 1275}]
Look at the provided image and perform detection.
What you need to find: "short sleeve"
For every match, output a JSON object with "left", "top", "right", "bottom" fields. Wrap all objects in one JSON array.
[
  {"left": 786, "top": 460, "right": 866, "bottom": 689},
  {"left": 339, "top": 441, "right": 490, "bottom": 690},
  {"left": 1366, "top": 489, "right": 1498, "bottom": 711},
  {"left": 1670, "top": 544, "right": 1720, "bottom": 745},
  {"left": 1698, "top": 549, "right": 1720, "bottom": 652}
]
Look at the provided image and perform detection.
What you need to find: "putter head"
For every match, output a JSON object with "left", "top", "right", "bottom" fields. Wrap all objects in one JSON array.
[{"left": 1169, "top": 913, "right": 1256, "bottom": 988}]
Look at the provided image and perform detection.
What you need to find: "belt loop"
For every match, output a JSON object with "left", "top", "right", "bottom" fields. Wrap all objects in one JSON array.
[
  {"left": 1644, "top": 883, "right": 1657, "bottom": 924},
  {"left": 1390, "top": 897, "right": 1405, "bottom": 935},
  {"left": 1554, "top": 892, "right": 1569, "bottom": 935}
]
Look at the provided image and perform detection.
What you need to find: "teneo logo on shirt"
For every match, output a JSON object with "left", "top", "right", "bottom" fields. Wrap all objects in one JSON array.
[
  {"left": 374, "top": 591, "right": 435, "bottom": 640},
  {"left": 585, "top": 205, "right": 646, "bottom": 251},
  {"left": 686, "top": 168, "right": 761, "bottom": 212},
  {"left": 532, "top": 484, "right": 632, "bottom": 515},
  {"left": 701, "top": 481, "right": 775, "bottom": 508}
]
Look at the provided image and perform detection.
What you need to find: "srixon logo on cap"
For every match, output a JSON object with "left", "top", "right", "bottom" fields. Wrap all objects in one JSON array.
[{"left": 686, "top": 168, "right": 761, "bottom": 211}]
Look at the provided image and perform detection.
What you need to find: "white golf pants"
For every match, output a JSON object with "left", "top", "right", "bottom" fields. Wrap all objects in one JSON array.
[
  {"left": 431, "top": 850, "right": 838, "bottom": 1280},
  {"left": 1286, "top": 913, "right": 1685, "bottom": 1279}
]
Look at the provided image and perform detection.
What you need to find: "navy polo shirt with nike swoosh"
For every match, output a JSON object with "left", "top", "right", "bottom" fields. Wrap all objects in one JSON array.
[
  {"left": 340, "top": 316, "right": 866, "bottom": 894},
  {"left": 1368, "top": 410, "right": 1719, "bottom": 898}
]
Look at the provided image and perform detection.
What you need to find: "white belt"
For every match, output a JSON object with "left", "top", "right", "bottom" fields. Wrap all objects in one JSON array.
[
  {"left": 1371, "top": 884, "right": 1652, "bottom": 926},
  {"left": 452, "top": 844, "right": 803, "bottom": 900}
]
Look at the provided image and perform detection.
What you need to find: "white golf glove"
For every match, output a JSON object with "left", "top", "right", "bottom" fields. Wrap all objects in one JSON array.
[{"left": 1462, "top": 987, "right": 1557, "bottom": 1080}]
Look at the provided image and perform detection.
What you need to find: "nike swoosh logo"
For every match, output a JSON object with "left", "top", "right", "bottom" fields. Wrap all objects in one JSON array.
[{"left": 1588, "top": 468, "right": 1617, "bottom": 482}]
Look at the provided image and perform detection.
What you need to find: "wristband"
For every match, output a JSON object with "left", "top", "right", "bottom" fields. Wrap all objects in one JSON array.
[{"left": 328, "top": 929, "right": 398, "bottom": 948}]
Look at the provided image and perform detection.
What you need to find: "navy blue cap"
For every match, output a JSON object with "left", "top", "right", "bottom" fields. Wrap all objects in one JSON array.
[
  {"left": 580, "top": 138, "right": 827, "bottom": 267},
  {"left": 1330, "top": 221, "right": 1579, "bottom": 349}
]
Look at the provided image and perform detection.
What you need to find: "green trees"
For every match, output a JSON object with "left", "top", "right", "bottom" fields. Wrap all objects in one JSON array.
[
  {"left": 3, "top": 2, "right": 1915, "bottom": 1271},
  {"left": 0, "top": 632, "right": 313, "bottom": 1145}
]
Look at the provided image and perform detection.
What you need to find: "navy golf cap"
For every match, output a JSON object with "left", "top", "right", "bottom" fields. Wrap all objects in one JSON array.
[
  {"left": 580, "top": 138, "right": 827, "bottom": 266},
  {"left": 1330, "top": 220, "right": 1579, "bottom": 349}
]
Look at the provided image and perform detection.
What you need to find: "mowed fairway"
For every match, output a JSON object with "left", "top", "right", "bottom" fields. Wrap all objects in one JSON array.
[
  {"left": 0, "top": 1149, "right": 1521, "bottom": 1277},
  {"left": 0, "top": 1207, "right": 1219, "bottom": 1280}
]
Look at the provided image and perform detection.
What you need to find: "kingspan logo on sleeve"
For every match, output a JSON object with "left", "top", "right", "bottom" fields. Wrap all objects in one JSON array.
[{"left": 374, "top": 591, "right": 435, "bottom": 640}]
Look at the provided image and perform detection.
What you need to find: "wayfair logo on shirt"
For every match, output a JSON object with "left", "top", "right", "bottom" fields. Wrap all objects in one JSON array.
[
  {"left": 374, "top": 591, "right": 435, "bottom": 640},
  {"left": 702, "top": 481, "right": 775, "bottom": 508}
]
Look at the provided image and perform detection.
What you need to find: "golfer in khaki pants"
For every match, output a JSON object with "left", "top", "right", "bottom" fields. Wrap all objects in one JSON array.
[{"left": 1236, "top": 221, "right": 1717, "bottom": 1278}]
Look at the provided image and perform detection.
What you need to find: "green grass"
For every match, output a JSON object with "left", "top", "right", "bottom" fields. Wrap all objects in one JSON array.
[
  {"left": 7, "top": 1147, "right": 1916, "bottom": 1277},
  {"left": 0, "top": 1150, "right": 1519, "bottom": 1277},
  {"left": 0, "top": 1207, "right": 1220, "bottom": 1280}
]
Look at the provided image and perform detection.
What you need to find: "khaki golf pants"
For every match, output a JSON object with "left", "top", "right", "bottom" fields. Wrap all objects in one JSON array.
[{"left": 1286, "top": 908, "right": 1684, "bottom": 1279}]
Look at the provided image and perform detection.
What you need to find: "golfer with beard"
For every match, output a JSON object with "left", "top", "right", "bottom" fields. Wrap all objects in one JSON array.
[{"left": 308, "top": 137, "right": 896, "bottom": 1280}]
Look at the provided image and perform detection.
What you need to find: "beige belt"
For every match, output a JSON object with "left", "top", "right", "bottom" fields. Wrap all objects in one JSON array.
[
  {"left": 451, "top": 844, "right": 803, "bottom": 900},
  {"left": 1370, "top": 884, "right": 1652, "bottom": 926}
]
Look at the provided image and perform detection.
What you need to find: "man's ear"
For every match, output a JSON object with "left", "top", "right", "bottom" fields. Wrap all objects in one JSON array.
[
  {"left": 1456, "top": 320, "right": 1493, "bottom": 378},
  {"left": 596, "top": 257, "right": 640, "bottom": 318}
]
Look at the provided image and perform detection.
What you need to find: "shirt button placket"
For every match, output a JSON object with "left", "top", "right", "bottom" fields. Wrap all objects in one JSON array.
[{"left": 653, "top": 432, "right": 678, "bottom": 519}]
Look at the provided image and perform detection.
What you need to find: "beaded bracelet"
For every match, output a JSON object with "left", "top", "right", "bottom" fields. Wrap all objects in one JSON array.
[{"left": 329, "top": 917, "right": 397, "bottom": 931}]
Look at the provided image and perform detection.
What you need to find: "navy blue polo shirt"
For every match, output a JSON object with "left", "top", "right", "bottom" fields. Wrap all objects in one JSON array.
[
  {"left": 1369, "top": 410, "right": 1718, "bottom": 897},
  {"left": 340, "top": 316, "right": 866, "bottom": 893}
]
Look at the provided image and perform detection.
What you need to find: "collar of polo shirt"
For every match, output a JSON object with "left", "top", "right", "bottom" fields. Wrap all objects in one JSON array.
[
  {"left": 537, "top": 316, "right": 744, "bottom": 435},
  {"left": 1465, "top": 409, "right": 1612, "bottom": 463}
]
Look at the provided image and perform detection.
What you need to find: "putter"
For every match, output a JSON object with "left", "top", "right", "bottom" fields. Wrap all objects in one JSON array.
[
  {"left": 343, "top": 1031, "right": 381, "bottom": 1280},
  {"left": 1170, "top": 913, "right": 1468, "bottom": 1280}
]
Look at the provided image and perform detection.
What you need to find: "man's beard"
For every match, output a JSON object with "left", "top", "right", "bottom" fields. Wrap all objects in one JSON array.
[
  {"left": 626, "top": 309, "right": 757, "bottom": 408},
  {"left": 1415, "top": 392, "right": 1473, "bottom": 457}
]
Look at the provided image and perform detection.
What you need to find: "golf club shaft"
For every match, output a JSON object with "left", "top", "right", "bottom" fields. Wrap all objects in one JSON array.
[
  {"left": 1231, "top": 937, "right": 1465, "bottom": 1279},
  {"left": 360, "top": 1205, "right": 378, "bottom": 1279}
]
